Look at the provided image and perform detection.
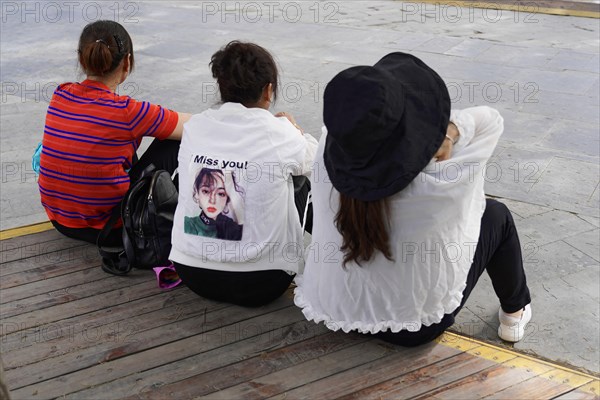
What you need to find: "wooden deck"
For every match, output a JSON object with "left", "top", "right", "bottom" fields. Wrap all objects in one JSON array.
[{"left": 1, "top": 228, "right": 599, "bottom": 399}]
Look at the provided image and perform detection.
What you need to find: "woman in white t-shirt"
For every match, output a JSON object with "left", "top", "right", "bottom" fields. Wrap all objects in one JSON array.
[
  {"left": 294, "top": 53, "right": 532, "bottom": 344},
  {"left": 170, "top": 41, "right": 318, "bottom": 307}
]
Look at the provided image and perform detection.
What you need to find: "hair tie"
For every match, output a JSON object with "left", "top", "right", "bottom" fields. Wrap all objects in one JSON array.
[
  {"left": 113, "top": 34, "right": 124, "bottom": 54},
  {"left": 95, "top": 39, "right": 109, "bottom": 48}
]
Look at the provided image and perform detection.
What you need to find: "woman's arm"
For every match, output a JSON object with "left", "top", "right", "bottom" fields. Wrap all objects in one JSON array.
[
  {"left": 433, "top": 106, "right": 503, "bottom": 162},
  {"left": 434, "top": 122, "right": 460, "bottom": 162},
  {"left": 166, "top": 112, "right": 192, "bottom": 140},
  {"left": 447, "top": 106, "right": 503, "bottom": 165},
  {"left": 271, "top": 112, "right": 319, "bottom": 176}
]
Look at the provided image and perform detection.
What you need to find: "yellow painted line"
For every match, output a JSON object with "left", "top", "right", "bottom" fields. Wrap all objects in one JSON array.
[
  {"left": 504, "top": 356, "right": 555, "bottom": 375},
  {"left": 436, "top": 331, "right": 481, "bottom": 352},
  {"left": 410, "top": 0, "right": 600, "bottom": 19},
  {"left": 0, "top": 221, "right": 53, "bottom": 241},
  {"left": 540, "top": 369, "right": 593, "bottom": 388},
  {"left": 466, "top": 344, "right": 518, "bottom": 363},
  {"left": 439, "top": 331, "right": 600, "bottom": 394},
  {"left": 576, "top": 380, "right": 600, "bottom": 397}
]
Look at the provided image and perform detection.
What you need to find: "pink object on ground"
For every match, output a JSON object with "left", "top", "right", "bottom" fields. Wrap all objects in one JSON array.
[{"left": 153, "top": 263, "right": 182, "bottom": 290}]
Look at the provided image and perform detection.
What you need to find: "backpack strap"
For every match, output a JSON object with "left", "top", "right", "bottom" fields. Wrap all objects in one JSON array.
[
  {"left": 97, "top": 198, "right": 132, "bottom": 276},
  {"left": 97, "top": 163, "right": 157, "bottom": 276},
  {"left": 121, "top": 197, "right": 137, "bottom": 271}
]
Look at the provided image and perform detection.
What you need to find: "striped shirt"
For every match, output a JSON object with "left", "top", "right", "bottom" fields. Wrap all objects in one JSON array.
[{"left": 38, "top": 80, "right": 179, "bottom": 229}]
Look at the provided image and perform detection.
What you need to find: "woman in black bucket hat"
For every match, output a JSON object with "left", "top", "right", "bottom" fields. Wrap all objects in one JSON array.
[{"left": 294, "top": 52, "right": 532, "bottom": 345}]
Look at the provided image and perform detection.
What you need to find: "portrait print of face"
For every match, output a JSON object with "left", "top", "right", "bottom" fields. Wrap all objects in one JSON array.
[
  {"left": 195, "top": 169, "right": 228, "bottom": 220},
  {"left": 184, "top": 167, "right": 245, "bottom": 241}
]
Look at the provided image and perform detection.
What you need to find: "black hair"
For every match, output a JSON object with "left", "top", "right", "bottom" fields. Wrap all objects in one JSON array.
[
  {"left": 194, "top": 168, "right": 226, "bottom": 197},
  {"left": 77, "top": 20, "right": 134, "bottom": 76},
  {"left": 209, "top": 41, "right": 278, "bottom": 107}
]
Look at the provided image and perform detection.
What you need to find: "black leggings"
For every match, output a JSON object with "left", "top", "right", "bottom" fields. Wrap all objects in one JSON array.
[
  {"left": 51, "top": 139, "right": 180, "bottom": 246},
  {"left": 374, "top": 199, "right": 531, "bottom": 347},
  {"left": 175, "top": 176, "right": 313, "bottom": 307}
]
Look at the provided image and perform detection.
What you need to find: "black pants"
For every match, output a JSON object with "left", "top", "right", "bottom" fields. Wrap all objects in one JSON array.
[
  {"left": 374, "top": 199, "right": 531, "bottom": 347},
  {"left": 175, "top": 176, "right": 313, "bottom": 307},
  {"left": 51, "top": 139, "right": 180, "bottom": 246}
]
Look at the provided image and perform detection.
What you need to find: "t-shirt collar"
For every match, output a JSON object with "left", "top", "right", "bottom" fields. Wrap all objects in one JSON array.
[
  {"left": 220, "top": 102, "right": 271, "bottom": 116},
  {"left": 80, "top": 79, "right": 113, "bottom": 93}
]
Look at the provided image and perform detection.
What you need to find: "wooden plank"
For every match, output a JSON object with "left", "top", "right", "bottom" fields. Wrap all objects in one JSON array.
[
  {"left": 412, "top": 363, "right": 542, "bottom": 399},
  {"left": 192, "top": 339, "right": 395, "bottom": 400},
  {"left": 1, "top": 256, "right": 98, "bottom": 290},
  {"left": 118, "top": 328, "right": 365, "bottom": 400},
  {"left": 0, "top": 243, "right": 93, "bottom": 276},
  {"left": 3, "top": 297, "right": 227, "bottom": 387},
  {"left": 577, "top": 381, "right": 600, "bottom": 398},
  {"left": 0, "top": 231, "right": 85, "bottom": 265},
  {"left": 1, "top": 264, "right": 111, "bottom": 304},
  {"left": 437, "top": 332, "right": 483, "bottom": 352},
  {"left": 554, "top": 391, "right": 600, "bottom": 400},
  {"left": 540, "top": 369, "right": 594, "bottom": 388},
  {"left": 282, "top": 345, "right": 488, "bottom": 399},
  {"left": 0, "top": 271, "right": 149, "bottom": 319},
  {"left": 554, "top": 380, "right": 600, "bottom": 399},
  {"left": 466, "top": 345, "right": 518, "bottom": 364},
  {"left": 485, "top": 374, "right": 582, "bottom": 399},
  {"left": 334, "top": 351, "right": 494, "bottom": 400},
  {"left": 2, "top": 231, "right": 595, "bottom": 400},
  {"left": 1, "top": 285, "right": 198, "bottom": 355},
  {"left": 0, "top": 228, "right": 66, "bottom": 250},
  {"left": 4, "top": 297, "right": 289, "bottom": 391},
  {"left": 46, "top": 309, "right": 325, "bottom": 399}
]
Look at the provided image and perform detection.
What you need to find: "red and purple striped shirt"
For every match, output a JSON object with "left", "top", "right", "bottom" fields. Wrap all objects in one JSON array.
[{"left": 39, "top": 80, "right": 178, "bottom": 229}]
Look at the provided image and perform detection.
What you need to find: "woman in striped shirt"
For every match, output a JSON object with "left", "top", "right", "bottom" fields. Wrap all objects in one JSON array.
[{"left": 39, "top": 20, "right": 190, "bottom": 245}]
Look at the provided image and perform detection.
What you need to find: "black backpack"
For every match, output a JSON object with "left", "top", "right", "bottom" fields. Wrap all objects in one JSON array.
[{"left": 98, "top": 166, "right": 178, "bottom": 275}]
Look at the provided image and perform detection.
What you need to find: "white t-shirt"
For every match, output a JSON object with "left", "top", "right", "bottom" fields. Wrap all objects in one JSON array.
[
  {"left": 170, "top": 102, "right": 318, "bottom": 273},
  {"left": 294, "top": 106, "right": 503, "bottom": 334}
]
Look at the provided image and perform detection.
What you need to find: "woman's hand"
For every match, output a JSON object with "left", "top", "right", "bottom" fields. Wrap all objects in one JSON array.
[
  {"left": 275, "top": 112, "right": 303, "bottom": 134},
  {"left": 434, "top": 122, "right": 459, "bottom": 162}
]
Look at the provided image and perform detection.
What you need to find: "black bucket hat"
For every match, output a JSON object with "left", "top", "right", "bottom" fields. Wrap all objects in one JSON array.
[{"left": 323, "top": 52, "right": 450, "bottom": 201}]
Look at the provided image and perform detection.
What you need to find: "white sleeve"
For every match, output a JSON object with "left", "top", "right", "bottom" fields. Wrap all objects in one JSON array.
[
  {"left": 272, "top": 117, "right": 319, "bottom": 177},
  {"left": 450, "top": 106, "right": 503, "bottom": 163},
  {"left": 298, "top": 133, "right": 319, "bottom": 176}
]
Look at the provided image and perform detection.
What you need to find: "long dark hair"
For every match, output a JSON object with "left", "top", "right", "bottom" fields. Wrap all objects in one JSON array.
[
  {"left": 209, "top": 41, "right": 278, "bottom": 107},
  {"left": 334, "top": 193, "right": 393, "bottom": 268},
  {"left": 77, "top": 20, "right": 134, "bottom": 76}
]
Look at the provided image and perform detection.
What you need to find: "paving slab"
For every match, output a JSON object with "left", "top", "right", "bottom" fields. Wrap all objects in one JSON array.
[
  {"left": 498, "top": 197, "right": 554, "bottom": 219},
  {"left": 523, "top": 239, "right": 598, "bottom": 284},
  {"left": 564, "top": 229, "right": 600, "bottom": 262},
  {"left": 540, "top": 120, "right": 600, "bottom": 158},
  {"left": 1, "top": 0, "right": 598, "bottom": 374},
  {"left": 524, "top": 272, "right": 600, "bottom": 371},
  {"left": 514, "top": 210, "right": 597, "bottom": 247}
]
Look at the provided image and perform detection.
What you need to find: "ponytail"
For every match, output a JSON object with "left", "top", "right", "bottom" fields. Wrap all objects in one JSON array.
[{"left": 77, "top": 21, "right": 134, "bottom": 76}]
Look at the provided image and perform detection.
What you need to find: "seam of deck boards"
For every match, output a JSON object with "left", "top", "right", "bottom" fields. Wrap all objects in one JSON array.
[{"left": 409, "top": 0, "right": 600, "bottom": 18}]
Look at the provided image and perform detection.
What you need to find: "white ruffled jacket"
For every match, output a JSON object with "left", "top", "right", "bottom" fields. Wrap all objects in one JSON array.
[{"left": 294, "top": 106, "right": 503, "bottom": 334}]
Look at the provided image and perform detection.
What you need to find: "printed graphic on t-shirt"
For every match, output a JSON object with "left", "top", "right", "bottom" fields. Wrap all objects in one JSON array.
[{"left": 184, "top": 155, "right": 246, "bottom": 241}]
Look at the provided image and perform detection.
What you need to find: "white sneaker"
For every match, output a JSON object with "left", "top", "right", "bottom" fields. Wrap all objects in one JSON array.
[{"left": 498, "top": 304, "right": 532, "bottom": 342}]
